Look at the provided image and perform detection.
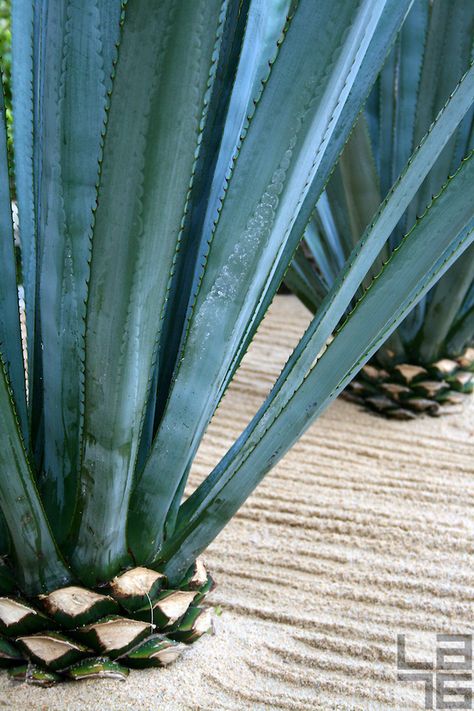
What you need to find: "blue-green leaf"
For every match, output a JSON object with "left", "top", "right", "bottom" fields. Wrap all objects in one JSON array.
[
  {"left": 416, "top": 244, "right": 474, "bottom": 362},
  {"left": 446, "top": 305, "right": 474, "bottom": 357},
  {"left": 11, "top": 0, "right": 36, "bottom": 407},
  {"left": 161, "top": 152, "right": 474, "bottom": 583},
  {"left": 35, "top": 0, "right": 122, "bottom": 545},
  {"left": 0, "top": 356, "right": 72, "bottom": 595},
  {"left": 72, "top": 0, "right": 229, "bottom": 584},
  {"left": 0, "top": 79, "right": 27, "bottom": 439},
  {"left": 129, "top": 0, "right": 414, "bottom": 564},
  {"left": 215, "top": 0, "right": 414, "bottom": 428},
  {"left": 283, "top": 248, "right": 327, "bottom": 314}
]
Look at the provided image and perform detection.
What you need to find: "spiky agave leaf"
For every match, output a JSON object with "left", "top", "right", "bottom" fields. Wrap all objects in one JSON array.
[
  {"left": 70, "top": 0, "right": 237, "bottom": 585},
  {"left": 33, "top": 0, "right": 123, "bottom": 546},
  {"left": 160, "top": 150, "right": 474, "bottom": 582},
  {"left": 0, "top": 82, "right": 27, "bottom": 440},
  {"left": 128, "top": 0, "right": 414, "bottom": 565},
  {"left": 285, "top": 0, "right": 474, "bottom": 413}
]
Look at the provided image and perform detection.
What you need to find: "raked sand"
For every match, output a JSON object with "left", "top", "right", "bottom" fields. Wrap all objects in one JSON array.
[{"left": 1, "top": 295, "right": 473, "bottom": 710}]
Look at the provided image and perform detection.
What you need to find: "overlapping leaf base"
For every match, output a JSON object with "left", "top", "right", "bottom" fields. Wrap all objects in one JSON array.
[
  {"left": 344, "top": 348, "right": 474, "bottom": 420},
  {"left": 0, "top": 560, "right": 214, "bottom": 686}
]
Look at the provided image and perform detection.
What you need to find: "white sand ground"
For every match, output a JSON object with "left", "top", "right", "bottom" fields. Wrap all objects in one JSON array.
[{"left": 1, "top": 295, "right": 473, "bottom": 710}]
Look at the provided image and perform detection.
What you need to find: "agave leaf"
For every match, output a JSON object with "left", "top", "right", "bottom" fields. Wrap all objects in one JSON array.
[
  {"left": 413, "top": 20, "right": 473, "bottom": 339},
  {"left": 283, "top": 247, "right": 327, "bottom": 315},
  {"left": 161, "top": 61, "right": 474, "bottom": 554},
  {"left": 344, "top": 117, "right": 382, "bottom": 226},
  {"left": 72, "top": 0, "right": 229, "bottom": 584},
  {"left": 302, "top": 216, "right": 338, "bottom": 289},
  {"left": 377, "top": 49, "right": 397, "bottom": 200},
  {"left": 312, "top": 193, "right": 345, "bottom": 277},
  {"left": 0, "top": 514, "right": 10, "bottom": 557},
  {"left": 200, "top": 0, "right": 293, "bottom": 250},
  {"left": 329, "top": 115, "right": 385, "bottom": 289},
  {"left": 375, "top": 0, "right": 428, "bottom": 200},
  {"left": 149, "top": 0, "right": 252, "bottom": 437},
  {"left": 35, "top": 0, "right": 122, "bottom": 546},
  {"left": 369, "top": 0, "right": 428, "bottom": 249},
  {"left": 459, "top": 281, "right": 474, "bottom": 320},
  {"left": 446, "top": 305, "right": 474, "bottom": 357},
  {"left": 297, "top": 115, "right": 384, "bottom": 311},
  {"left": 210, "top": 0, "right": 414, "bottom": 425},
  {"left": 0, "top": 560, "right": 15, "bottom": 594},
  {"left": 0, "top": 357, "right": 72, "bottom": 595},
  {"left": 405, "top": 0, "right": 474, "bottom": 234},
  {"left": 324, "top": 165, "right": 356, "bottom": 262},
  {"left": 144, "top": 0, "right": 291, "bottom": 476},
  {"left": 11, "top": 0, "right": 36, "bottom": 403},
  {"left": 416, "top": 245, "right": 474, "bottom": 362},
  {"left": 129, "top": 0, "right": 414, "bottom": 563},
  {"left": 0, "top": 80, "right": 27, "bottom": 439},
  {"left": 390, "top": 0, "right": 429, "bottom": 186},
  {"left": 151, "top": 1, "right": 294, "bottom": 449},
  {"left": 161, "top": 152, "right": 474, "bottom": 583}
]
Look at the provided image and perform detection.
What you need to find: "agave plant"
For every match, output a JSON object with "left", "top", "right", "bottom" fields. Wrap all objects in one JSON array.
[
  {"left": 285, "top": 0, "right": 474, "bottom": 419},
  {"left": 0, "top": 0, "right": 473, "bottom": 686}
]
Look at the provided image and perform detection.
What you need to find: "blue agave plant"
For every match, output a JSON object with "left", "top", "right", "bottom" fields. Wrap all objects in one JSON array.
[
  {"left": 285, "top": 0, "right": 474, "bottom": 419},
  {"left": 0, "top": 0, "right": 472, "bottom": 684}
]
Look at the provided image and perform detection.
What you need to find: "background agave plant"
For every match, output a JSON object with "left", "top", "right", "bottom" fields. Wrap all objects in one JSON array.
[
  {"left": 0, "top": 0, "right": 473, "bottom": 686},
  {"left": 285, "top": 0, "right": 474, "bottom": 419}
]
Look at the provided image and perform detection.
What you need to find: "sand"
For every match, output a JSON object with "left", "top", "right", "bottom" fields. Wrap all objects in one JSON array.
[{"left": 1, "top": 295, "right": 473, "bottom": 710}]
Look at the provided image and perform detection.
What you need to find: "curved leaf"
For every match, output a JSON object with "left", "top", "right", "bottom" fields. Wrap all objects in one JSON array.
[
  {"left": 11, "top": 0, "right": 36, "bottom": 407},
  {"left": 446, "top": 305, "right": 474, "bottom": 356},
  {"left": 72, "top": 0, "right": 229, "bottom": 584},
  {"left": 36, "top": 0, "right": 122, "bottom": 545},
  {"left": 0, "top": 78, "right": 27, "bottom": 439},
  {"left": 161, "top": 152, "right": 474, "bottom": 583},
  {"left": 416, "top": 244, "right": 474, "bottom": 362},
  {"left": 129, "top": 0, "right": 414, "bottom": 563},
  {"left": 0, "top": 356, "right": 72, "bottom": 595}
]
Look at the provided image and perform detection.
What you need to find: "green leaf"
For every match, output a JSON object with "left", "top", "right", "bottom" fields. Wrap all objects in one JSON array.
[
  {"left": 11, "top": 0, "right": 36, "bottom": 408},
  {"left": 146, "top": 0, "right": 291, "bottom": 484},
  {"left": 390, "top": 0, "right": 429, "bottom": 186},
  {"left": 150, "top": 0, "right": 251, "bottom": 437},
  {"left": 416, "top": 244, "right": 474, "bottom": 362},
  {"left": 0, "top": 356, "right": 72, "bottom": 595},
  {"left": 129, "top": 0, "right": 414, "bottom": 564},
  {"left": 200, "top": 0, "right": 293, "bottom": 247},
  {"left": 283, "top": 247, "right": 327, "bottom": 314},
  {"left": 446, "top": 305, "right": 474, "bottom": 357},
  {"left": 301, "top": 113, "right": 387, "bottom": 309},
  {"left": 0, "top": 512, "right": 10, "bottom": 557},
  {"left": 400, "top": 2, "right": 474, "bottom": 344},
  {"left": 374, "top": 0, "right": 428, "bottom": 200},
  {"left": 0, "top": 77, "right": 27, "bottom": 439},
  {"left": 309, "top": 195, "right": 345, "bottom": 281},
  {"left": 212, "top": 0, "right": 414, "bottom": 433},
  {"left": 71, "top": 0, "right": 229, "bottom": 584},
  {"left": 161, "top": 152, "right": 474, "bottom": 583},
  {"left": 330, "top": 115, "right": 386, "bottom": 289},
  {"left": 377, "top": 47, "right": 397, "bottom": 199},
  {"left": 368, "top": 0, "right": 429, "bottom": 247},
  {"left": 35, "top": 0, "right": 122, "bottom": 545},
  {"left": 405, "top": 0, "right": 474, "bottom": 233},
  {"left": 157, "top": 62, "right": 474, "bottom": 567}
]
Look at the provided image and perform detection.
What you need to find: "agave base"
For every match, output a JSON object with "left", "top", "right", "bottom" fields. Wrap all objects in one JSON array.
[
  {"left": 0, "top": 560, "right": 215, "bottom": 686},
  {"left": 344, "top": 348, "right": 474, "bottom": 420}
]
